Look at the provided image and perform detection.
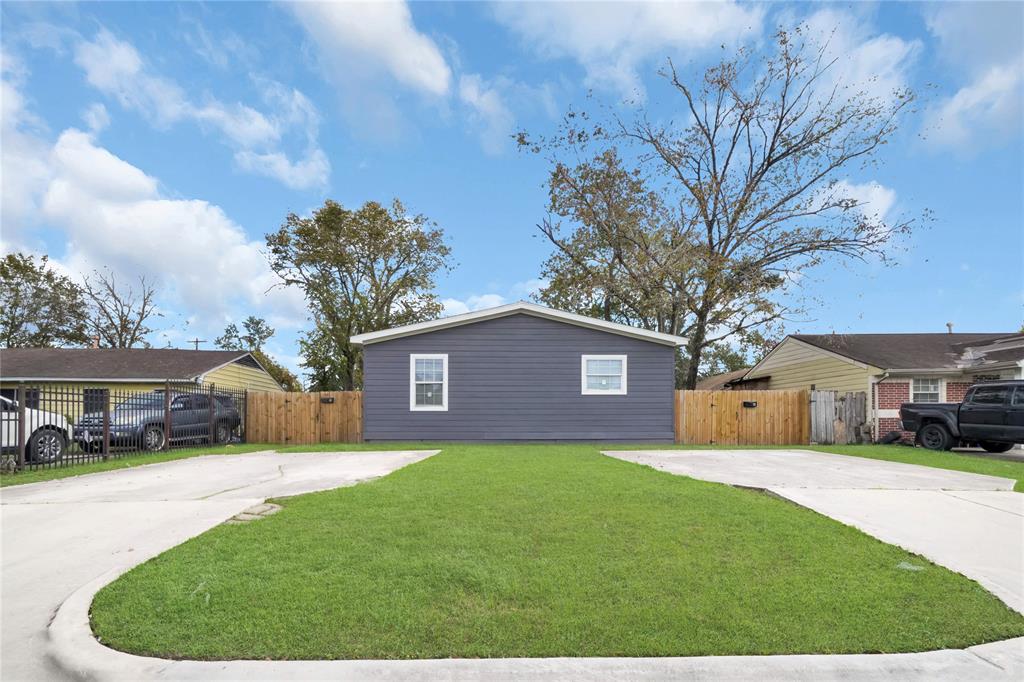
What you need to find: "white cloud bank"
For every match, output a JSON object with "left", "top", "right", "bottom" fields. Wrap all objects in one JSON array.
[
  {"left": 1, "top": 57, "right": 307, "bottom": 337},
  {"left": 492, "top": 1, "right": 763, "bottom": 98},
  {"left": 441, "top": 279, "right": 548, "bottom": 317},
  {"left": 73, "top": 30, "right": 329, "bottom": 189},
  {"left": 922, "top": 3, "right": 1024, "bottom": 150}
]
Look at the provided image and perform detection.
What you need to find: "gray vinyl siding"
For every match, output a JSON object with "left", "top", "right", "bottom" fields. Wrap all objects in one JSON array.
[{"left": 362, "top": 313, "right": 675, "bottom": 441}]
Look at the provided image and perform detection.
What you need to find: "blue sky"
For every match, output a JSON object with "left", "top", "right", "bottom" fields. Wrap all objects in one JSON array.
[{"left": 2, "top": 1, "right": 1022, "bottom": 376}]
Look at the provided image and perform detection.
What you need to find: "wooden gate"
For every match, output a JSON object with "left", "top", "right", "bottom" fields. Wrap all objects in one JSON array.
[
  {"left": 675, "top": 390, "right": 809, "bottom": 445},
  {"left": 246, "top": 391, "right": 362, "bottom": 445},
  {"left": 810, "top": 390, "right": 867, "bottom": 444}
]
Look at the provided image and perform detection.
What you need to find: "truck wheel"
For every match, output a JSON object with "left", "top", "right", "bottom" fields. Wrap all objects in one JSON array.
[
  {"left": 143, "top": 425, "right": 166, "bottom": 451},
  {"left": 917, "top": 424, "right": 952, "bottom": 451},
  {"left": 28, "top": 428, "right": 65, "bottom": 463},
  {"left": 980, "top": 441, "right": 1014, "bottom": 454}
]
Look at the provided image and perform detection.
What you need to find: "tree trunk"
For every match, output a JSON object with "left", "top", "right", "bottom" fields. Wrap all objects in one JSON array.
[{"left": 683, "top": 311, "right": 710, "bottom": 390}]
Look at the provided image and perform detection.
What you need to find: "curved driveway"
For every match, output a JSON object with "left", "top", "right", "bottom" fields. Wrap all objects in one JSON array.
[{"left": 0, "top": 450, "right": 437, "bottom": 682}]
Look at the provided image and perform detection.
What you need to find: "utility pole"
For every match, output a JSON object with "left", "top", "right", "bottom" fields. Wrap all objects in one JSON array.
[{"left": 188, "top": 338, "right": 207, "bottom": 350}]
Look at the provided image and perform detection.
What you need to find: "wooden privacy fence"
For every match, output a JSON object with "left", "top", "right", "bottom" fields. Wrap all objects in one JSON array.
[
  {"left": 810, "top": 390, "right": 869, "bottom": 445},
  {"left": 675, "top": 389, "right": 810, "bottom": 445},
  {"left": 246, "top": 391, "right": 362, "bottom": 445}
]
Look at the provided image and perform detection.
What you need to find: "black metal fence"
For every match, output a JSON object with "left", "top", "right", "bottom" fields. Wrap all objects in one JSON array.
[{"left": 0, "top": 381, "right": 247, "bottom": 471}]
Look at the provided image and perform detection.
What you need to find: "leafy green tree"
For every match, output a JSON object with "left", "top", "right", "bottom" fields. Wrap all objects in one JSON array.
[
  {"left": 266, "top": 199, "right": 453, "bottom": 390},
  {"left": 214, "top": 316, "right": 301, "bottom": 392},
  {"left": 215, "top": 316, "right": 275, "bottom": 352},
  {"left": 0, "top": 253, "right": 90, "bottom": 348},
  {"left": 521, "top": 27, "right": 922, "bottom": 388}
]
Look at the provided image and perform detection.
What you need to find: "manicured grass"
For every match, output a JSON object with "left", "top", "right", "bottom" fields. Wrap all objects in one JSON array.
[
  {"left": 0, "top": 443, "right": 275, "bottom": 487},
  {"left": 91, "top": 444, "right": 1024, "bottom": 660}
]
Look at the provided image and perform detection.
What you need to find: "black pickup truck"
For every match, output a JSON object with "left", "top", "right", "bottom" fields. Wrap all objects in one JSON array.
[{"left": 900, "top": 380, "right": 1024, "bottom": 452}]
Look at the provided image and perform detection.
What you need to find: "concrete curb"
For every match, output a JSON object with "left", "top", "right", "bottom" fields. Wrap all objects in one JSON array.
[{"left": 47, "top": 567, "right": 1024, "bottom": 681}]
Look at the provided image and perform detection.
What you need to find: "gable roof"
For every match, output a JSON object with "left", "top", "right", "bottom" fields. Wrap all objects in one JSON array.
[
  {"left": 695, "top": 368, "right": 750, "bottom": 390},
  {"left": 349, "top": 301, "right": 688, "bottom": 347},
  {"left": 788, "top": 333, "right": 1013, "bottom": 370},
  {"left": 0, "top": 348, "right": 259, "bottom": 382}
]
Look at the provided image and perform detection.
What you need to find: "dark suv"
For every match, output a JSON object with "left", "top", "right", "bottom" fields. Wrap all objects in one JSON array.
[
  {"left": 900, "top": 380, "right": 1024, "bottom": 452},
  {"left": 74, "top": 391, "right": 241, "bottom": 452}
]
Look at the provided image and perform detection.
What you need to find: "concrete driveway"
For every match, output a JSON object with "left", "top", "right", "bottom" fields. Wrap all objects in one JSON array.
[
  {"left": 0, "top": 450, "right": 437, "bottom": 682},
  {"left": 604, "top": 449, "right": 1024, "bottom": 615}
]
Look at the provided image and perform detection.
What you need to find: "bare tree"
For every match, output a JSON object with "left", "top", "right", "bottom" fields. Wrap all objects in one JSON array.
[
  {"left": 82, "top": 269, "right": 159, "bottom": 348},
  {"left": 522, "top": 26, "right": 924, "bottom": 387}
]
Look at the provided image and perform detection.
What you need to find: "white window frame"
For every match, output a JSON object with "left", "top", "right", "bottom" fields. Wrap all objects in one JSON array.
[
  {"left": 581, "top": 354, "right": 628, "bottom": 395},
  {"left": 409, "top": 354, "right": 448, "bottom": 411},
  {"left": 912, "top": 377, "right": 943, "bottom": 403}
]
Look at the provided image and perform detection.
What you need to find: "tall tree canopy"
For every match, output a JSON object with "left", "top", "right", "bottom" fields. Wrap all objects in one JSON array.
[
  {"left": 521, "top": 27, "right": 922, "bottom": 387},
  {"left": 215, "top": 316, "right": 301, "bottom": 392},
  {"left": 266, "top": 199, "right": 453, "bottom": 390},
  {"left": 0, "top": 253, "right": 90, "bottom": 348}
]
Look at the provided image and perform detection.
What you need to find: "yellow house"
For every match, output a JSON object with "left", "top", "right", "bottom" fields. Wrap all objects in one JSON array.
[
  {"left": 742, "top": 333, "right": 1022, "bottom": 439},
  {"left": 0, "top": 348, "right": 283, "bottom": 423}
]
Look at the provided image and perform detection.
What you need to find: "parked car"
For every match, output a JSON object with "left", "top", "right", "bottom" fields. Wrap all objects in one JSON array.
[
  {"left": 74, "top": 390, "right": 241, "bottom": 452},
  {"left": 900, "top": 380, "right": 1024, "bottom": 452},
  {"left": 0, "top": 395, "right": 70, "bottom": 463}
]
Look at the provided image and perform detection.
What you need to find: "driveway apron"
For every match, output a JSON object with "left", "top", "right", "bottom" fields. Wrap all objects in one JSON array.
[
  {"left": 0, "top": 450, "right": 437, "bottom": 682},
  {"left": 604, "top": 449, "right": 1023, "bottom": 615}
]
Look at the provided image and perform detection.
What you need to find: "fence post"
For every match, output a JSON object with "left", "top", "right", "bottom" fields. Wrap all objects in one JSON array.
[
  {"left": 208, "top": 383, "right": 216, "bottom": 445},
  {"left": 163, "top": 380, "right": 171, "bottom": 451},
  {"left": 101, "top": 388, "right": 111, "bottom": 460},
  {"left": 242, "top": 389, "right": 248, "bottom": 444},
  {"left": 16, "top": 383, "right": 26, "bottom": 470}
]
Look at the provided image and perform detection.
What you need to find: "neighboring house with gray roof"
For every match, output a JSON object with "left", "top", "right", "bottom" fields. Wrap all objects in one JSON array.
[
  {"left": 741, "top": 332, "right": 1024, "bottom": 440},
  {"left": 0, "top": 348, "right": 283, "bottom": 402}
]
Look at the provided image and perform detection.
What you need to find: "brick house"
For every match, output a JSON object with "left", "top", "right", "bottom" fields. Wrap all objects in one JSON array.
[{"left": 740, "top": 332, "right": 1024, "bottom": 441}]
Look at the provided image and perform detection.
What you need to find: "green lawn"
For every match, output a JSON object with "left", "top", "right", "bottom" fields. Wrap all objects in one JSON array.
[
  {"left": 91, "top": 444, "right": 1024, "bottom": 660},
  {"left": 0, "top": 443, "right": 275, "bottom": 487}
]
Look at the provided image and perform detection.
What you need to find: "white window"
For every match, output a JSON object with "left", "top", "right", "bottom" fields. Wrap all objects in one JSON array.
[
  {"left": 581, "top": 354, "right": 627, "bottom": 395},
  {"left": 912, "top": 378, "right": 941, "bottom": 403},
  {"left": 410, "top": 354, "right": 448, "bottom": 411}
]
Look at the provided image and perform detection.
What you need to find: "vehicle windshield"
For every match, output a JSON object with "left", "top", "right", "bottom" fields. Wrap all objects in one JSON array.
[{"left": 114, "top": 394, "right": 166, "bottom": 410}]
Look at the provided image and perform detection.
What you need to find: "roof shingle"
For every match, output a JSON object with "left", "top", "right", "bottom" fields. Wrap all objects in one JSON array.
[{"left": 0, "top": 348, "right": 249, "bottom": 381}]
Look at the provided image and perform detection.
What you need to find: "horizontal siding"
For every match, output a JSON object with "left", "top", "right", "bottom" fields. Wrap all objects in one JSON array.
[
  {"left": 203, "top": 362, "right": 282, "bottom": 392},
  {"left": 747, "top": 339, "right": 872, "bottom": 393},
  {"left": 363, "top": 313, "right": 675, "bottom": 441}
]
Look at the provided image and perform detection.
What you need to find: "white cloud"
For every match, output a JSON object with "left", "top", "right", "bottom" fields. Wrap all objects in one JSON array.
[
  {"left": 234, "top": 148, "right": 330, "bottom": 190},
  {"left": 0, "top": 50, "right": 52, "bottom": 236},
  {"left": 459, "top": 74, "right": 515, "bottom": 155},
  {"left": 832, "top": 180, "right": 897, "bottom": 222},
  {"left": 72, "top": 29, "right": 328, "bottom": 189},
  {"left": 40, "top": 129, "right": 307, "bottom": 326},
  {"left": 441, "top": 293, "right": 507, "bottom": 317},
  {"left": 492, "top": 1, "right": 763, "bottom": 98},
  {"left": 925, "top": 61, "right": 1024, "bottom": 149},
  {"left": 2, "top": 63, "right": 306, "bottom": 337},
  {"left": 803, "top": 9, "right": 920, "bottom": 104},
  {"left": 441, "top": 279, "right": 549, "bottom": 316},
  {"left": 922, "top": 3, "right": 1024, "bottom": 150},
  {"left": 289, "top": 1, "right": 451, "bottom": 97},
  {"left": 81, "top": 102, "right": 109, "bottom": 132}
]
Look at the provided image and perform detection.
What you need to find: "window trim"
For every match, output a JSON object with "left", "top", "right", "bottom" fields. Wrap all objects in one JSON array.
[
  {"left": 581, "top": 354, "right": 628, "bottom": 395},
  {"left": 409, "top": 353, "right": 448, "bottom": 411},
  {"left": 912, "top": 377, "right": 943, "bottom": 403}
]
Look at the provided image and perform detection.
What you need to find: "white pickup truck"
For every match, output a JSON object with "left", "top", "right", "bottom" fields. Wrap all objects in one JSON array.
[{"left": 0, "top": 396, "right": 69, "bottom": 463}]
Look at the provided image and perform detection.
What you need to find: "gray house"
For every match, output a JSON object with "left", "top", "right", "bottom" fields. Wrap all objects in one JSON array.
[{"left": 351, "top": 302, "right": 687, "bottom": 441}]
